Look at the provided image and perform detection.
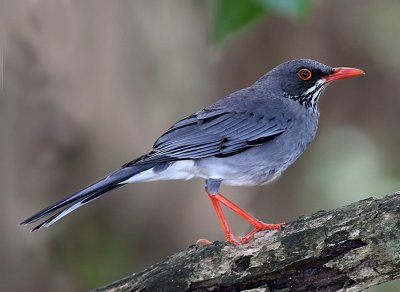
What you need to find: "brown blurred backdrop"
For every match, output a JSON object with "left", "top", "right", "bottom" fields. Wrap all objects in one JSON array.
[{"left": 3, "top": 0, "right": 400, "bottom": 291}]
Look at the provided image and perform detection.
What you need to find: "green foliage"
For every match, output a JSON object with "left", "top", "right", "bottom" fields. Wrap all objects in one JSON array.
[
  {"left": 213, "top": 0, "right": 312, "bottom": 45},
  {"left": 256, "top": 0, "right": 312, "bottom": 19},
  {"left": 213, "top": 0, "right": 265, "bottom": 46}
]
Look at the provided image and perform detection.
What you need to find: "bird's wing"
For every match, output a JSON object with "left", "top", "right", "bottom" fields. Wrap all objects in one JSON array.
[{"left": 137, "top": 107, "right": 288, "bottom": 163}]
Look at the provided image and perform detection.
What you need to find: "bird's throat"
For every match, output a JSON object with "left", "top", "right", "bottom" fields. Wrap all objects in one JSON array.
[{"left": 286, "top": 79, "right": 328, "bottom": 112}]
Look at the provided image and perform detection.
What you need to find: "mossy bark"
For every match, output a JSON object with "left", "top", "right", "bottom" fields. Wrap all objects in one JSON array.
[{"left": 93, "top": 192, "right": 400, "bottom": 292}]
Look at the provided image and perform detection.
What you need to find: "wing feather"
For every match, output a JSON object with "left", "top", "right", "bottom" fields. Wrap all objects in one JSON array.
[{"left": 138, "top": 107, "right": 288, "bottom": 163}]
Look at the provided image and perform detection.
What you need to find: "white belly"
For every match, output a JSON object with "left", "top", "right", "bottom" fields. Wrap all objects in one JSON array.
[{"left": 120, "top": 160, "right": 196, "bottom": 183}]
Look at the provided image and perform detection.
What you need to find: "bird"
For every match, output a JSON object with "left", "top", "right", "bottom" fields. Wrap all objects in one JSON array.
[{"left": 21, "top": 59, "right": 365, "bottom": 245}]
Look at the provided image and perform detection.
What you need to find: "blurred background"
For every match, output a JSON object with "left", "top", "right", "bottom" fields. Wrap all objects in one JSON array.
[{"left": 3, "top": 0, "right": 400, "bottom": 291}]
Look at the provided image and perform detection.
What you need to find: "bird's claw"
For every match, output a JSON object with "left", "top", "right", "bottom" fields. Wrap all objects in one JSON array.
[
  {"left": 238, "top": 223, "right": 285, "bottom": 244},
  {"left": 228, "top": 238, "right": 242, "bottom": 245},
  {"left": 196, "top": 238, "right": 213, "bottom": 245}
]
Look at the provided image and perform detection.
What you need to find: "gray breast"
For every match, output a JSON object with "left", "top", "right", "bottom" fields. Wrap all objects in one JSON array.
[{"left": 194, "top": 102, "right": 319, "bottom": 186}]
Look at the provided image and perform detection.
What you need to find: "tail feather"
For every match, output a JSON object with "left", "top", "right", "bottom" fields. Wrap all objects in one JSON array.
[
  {"left": 21, "top": 164, "right": 153, "bottom": 231},
  {"left": 30, "top": 184, "right": 125, "bottom": 232}
]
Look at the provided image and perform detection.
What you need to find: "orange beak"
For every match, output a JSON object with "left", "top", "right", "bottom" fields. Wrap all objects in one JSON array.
[{"left": 324, "top": 67, "right": 365, "bottom": 83}]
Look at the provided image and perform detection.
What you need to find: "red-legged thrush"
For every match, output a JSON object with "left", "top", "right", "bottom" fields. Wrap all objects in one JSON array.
[{"left": 21, "top": 59, "right": 365, "bottom": 245}]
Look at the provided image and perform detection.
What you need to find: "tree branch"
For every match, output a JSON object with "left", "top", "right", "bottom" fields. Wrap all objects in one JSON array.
[{"left": 93, "top": 192, "right": 400, "bottom": 292}]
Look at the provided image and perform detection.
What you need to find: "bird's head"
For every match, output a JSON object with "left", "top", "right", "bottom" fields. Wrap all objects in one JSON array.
[{"left": 256, "top": 59, "right": 365, "bottom": 110}]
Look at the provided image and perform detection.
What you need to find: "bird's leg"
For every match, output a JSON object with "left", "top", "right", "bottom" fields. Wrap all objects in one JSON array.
[
  {"left": 208, "top": 192, "right": 241, "bottom": 245},
  {"left": 207, "top": 192, "right": 282, "bottom": 244}
]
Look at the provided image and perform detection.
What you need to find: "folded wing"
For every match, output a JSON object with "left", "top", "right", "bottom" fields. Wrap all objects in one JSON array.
[{"left": 135, "top": 107, "right": 288, "bottom": 164}]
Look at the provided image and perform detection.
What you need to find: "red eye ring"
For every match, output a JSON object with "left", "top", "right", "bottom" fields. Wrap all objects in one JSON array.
[{"left": 298, "top": 68, "right": 312, "bottom": 81}]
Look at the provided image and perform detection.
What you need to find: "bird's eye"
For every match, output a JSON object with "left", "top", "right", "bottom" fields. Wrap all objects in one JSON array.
[{"left": 297, "top": 68, "right": 312, "bottom": 81}]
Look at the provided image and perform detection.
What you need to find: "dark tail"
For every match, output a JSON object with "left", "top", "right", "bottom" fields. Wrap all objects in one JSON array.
[{"left": 21, "top": 164, "right": 154, "bottom": 232}]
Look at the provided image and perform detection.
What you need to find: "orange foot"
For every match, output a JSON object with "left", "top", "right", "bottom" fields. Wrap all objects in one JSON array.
[
  {"left": 196, "top": 238, "right": 213, "bottom": 245},
  {"left": 239, "top": 223, "right": 283, "bottom": 244},
  {"left": 207, "top": 192, "right": 283, "bottom": 245}
]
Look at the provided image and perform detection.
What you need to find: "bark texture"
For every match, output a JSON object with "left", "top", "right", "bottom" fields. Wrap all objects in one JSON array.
[{"left": 93, "top": 192, "right": 400, "bottom": 292}]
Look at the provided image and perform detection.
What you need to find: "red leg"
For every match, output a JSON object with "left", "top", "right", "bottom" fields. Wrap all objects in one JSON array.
[
  {"left": 240, "top": 228, "right": 259, "bottom": 244},
  {"left": 207, "top": 192, "right": 282, "bottom": 244},
  {"left": 212, "top": 193, "right": 282, "bottom": 230},
  {"left": 208, "top": 193, "right": 241, "bottom": 245}
]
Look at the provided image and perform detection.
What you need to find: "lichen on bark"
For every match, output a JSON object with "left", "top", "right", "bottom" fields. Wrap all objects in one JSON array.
[{"left": 93, "top": 192, "right": 400, "bottom": 292}]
